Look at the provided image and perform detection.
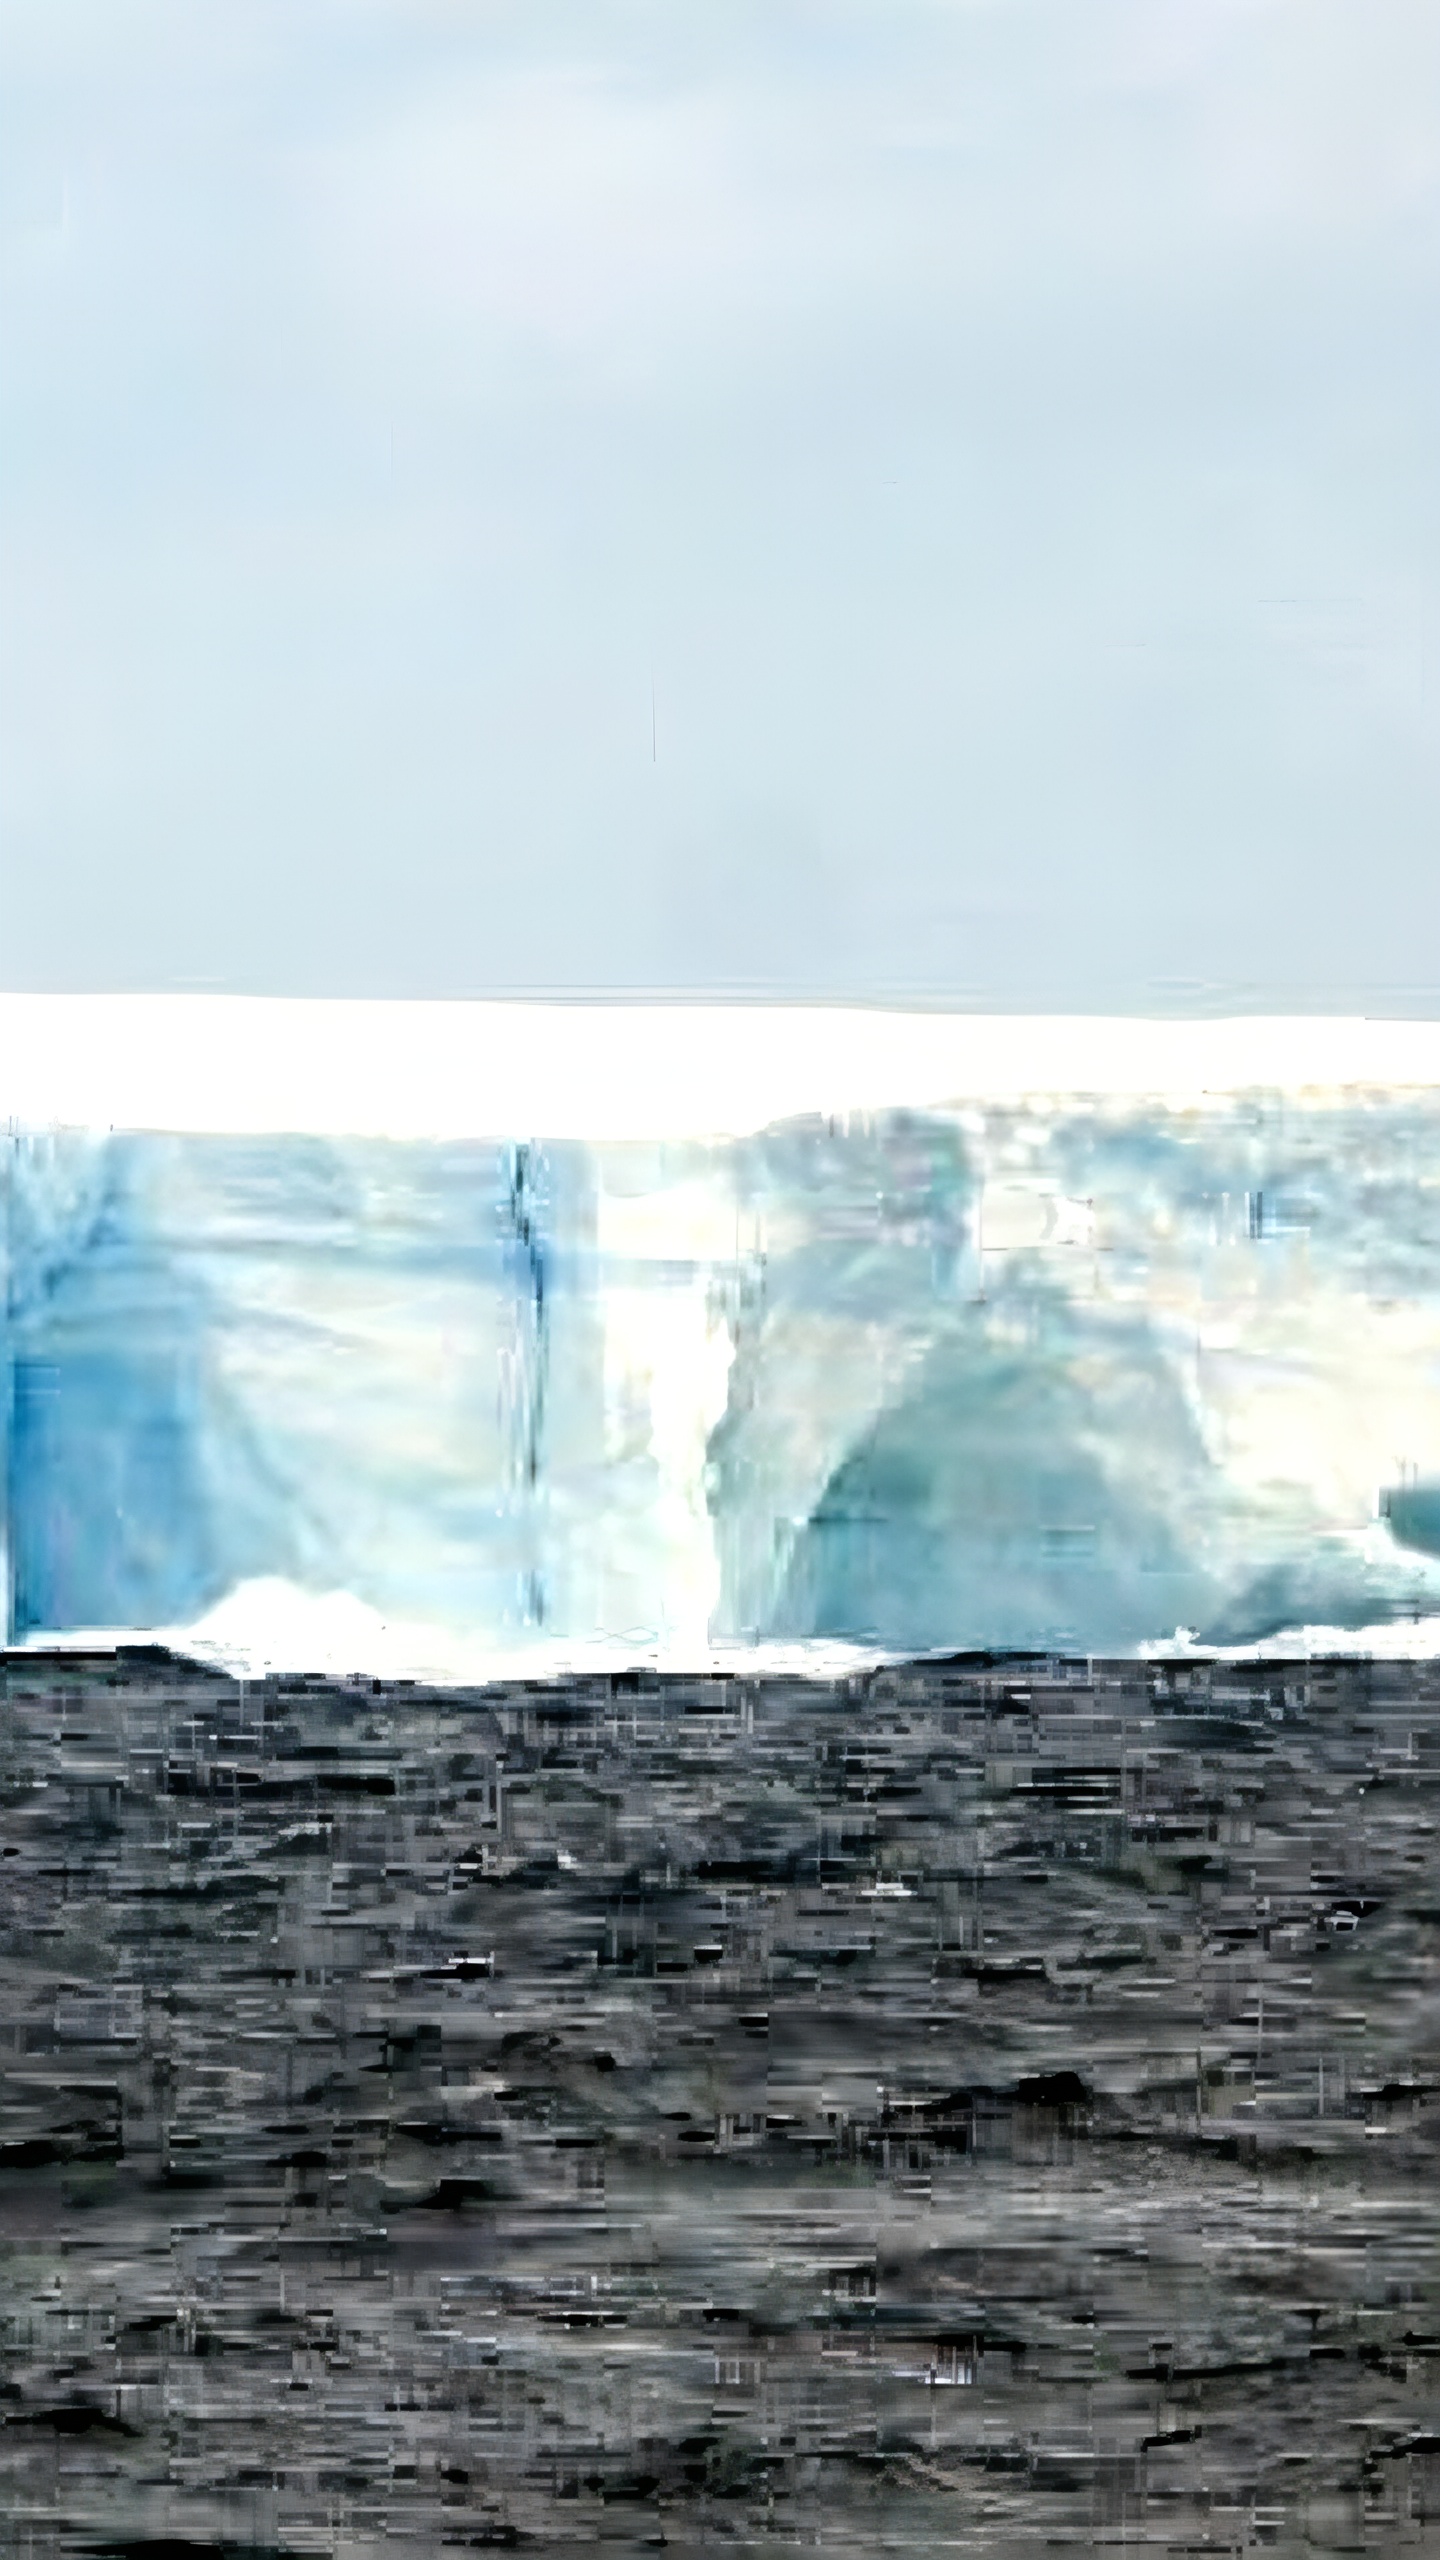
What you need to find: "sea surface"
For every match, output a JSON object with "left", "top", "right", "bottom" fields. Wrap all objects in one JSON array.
[{"left": 2, "top": 1647, "right": 1437, "bottom": 2555}]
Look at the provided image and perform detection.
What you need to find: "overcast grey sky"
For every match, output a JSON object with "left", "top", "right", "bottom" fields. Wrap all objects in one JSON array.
[{"left": 2, "top": 0, "right": 1437, "bottom": 1005}]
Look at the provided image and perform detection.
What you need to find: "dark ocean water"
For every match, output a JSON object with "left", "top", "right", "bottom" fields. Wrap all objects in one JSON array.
[{"left": 2, "top": 1650, "right": 1437, "bottom": 2554}]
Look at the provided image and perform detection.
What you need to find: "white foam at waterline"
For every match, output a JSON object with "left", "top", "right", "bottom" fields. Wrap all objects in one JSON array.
[
  {"left": 1142, "top": 1618, "right": 1440, "bottom": 1662},
  {"left": 14, "top": 1578, "right": 895, "bottom": 1687},
  {"left": 16, "top": 1577, "right": 1440, "bottom": 1683}
]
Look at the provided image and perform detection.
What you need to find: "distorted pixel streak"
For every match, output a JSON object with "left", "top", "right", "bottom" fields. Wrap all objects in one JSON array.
[{"left": 2, "top": 1650, "right": 1437, "bottom": 2553}]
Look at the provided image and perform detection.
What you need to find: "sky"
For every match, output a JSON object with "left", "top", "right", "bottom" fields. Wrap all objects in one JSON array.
[{"left": 1, "top": 0, "right": 1437, "bottom": 1008}]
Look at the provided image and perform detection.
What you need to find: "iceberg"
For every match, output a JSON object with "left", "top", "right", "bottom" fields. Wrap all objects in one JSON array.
[{"left": 6, "top": 1001, "right": 1440, "bottom": 1670}]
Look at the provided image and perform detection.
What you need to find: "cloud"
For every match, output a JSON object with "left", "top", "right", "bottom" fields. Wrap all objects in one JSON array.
[
  {"left": 2, "top": 0, "right": 1437, "bottom": 999},
  {"left": 306, "top": 67, "right": 787, "bottom": 365}
]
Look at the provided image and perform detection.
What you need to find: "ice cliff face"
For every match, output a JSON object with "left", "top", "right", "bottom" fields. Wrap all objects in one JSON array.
[{"left": 7, "top": 1092, "right": 1440, "bottom": 1663}]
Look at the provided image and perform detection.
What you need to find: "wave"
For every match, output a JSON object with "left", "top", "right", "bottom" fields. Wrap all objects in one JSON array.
[{"left": 17, "top": 1572, "right": 1440, "bottom": 1684}]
